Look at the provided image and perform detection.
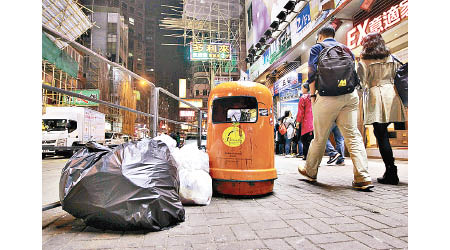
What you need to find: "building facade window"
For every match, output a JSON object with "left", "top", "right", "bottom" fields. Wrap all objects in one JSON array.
[
  {"left": 107, "top": 23, "right": 117, "bottom": 33},
  {"left": 196, "top": 90, "right": 200, "bottom": 96},
  {"left": 203, "top": 89, "right": 207, "bottom": 96}
]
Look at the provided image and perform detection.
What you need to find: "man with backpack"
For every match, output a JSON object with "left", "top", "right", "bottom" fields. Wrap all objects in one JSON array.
[{"left": 297, "top": 26, "right": 373, "bottom": 190}]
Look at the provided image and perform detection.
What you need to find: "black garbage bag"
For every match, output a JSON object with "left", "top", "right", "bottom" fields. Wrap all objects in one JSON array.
[{"left": 59, "top": 139, "right": 185, "bottom": 231}]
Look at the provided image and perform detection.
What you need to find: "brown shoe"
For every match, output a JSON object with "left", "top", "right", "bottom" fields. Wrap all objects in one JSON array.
[
  {"left": 352, "top": 181, "right": 374, "bottom": 190},
  {"left": 298, "top": 165, "right": 316, "bottom": 182}
]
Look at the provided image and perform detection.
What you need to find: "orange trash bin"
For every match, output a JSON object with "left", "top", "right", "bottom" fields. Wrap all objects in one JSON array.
[{"left": 206, "top": 81, "right": 277, "bottom": 196}]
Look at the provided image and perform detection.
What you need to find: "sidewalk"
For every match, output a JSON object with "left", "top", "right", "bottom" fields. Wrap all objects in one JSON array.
[{"left": 42, "top": 155, "right": 408, "bottom": 250}]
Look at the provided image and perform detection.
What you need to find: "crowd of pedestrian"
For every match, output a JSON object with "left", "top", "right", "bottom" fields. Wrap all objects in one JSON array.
[{"left": 275, "top": 26, "right": 407, "bottom": 191}]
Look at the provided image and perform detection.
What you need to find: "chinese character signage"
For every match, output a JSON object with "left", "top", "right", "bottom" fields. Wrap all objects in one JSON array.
[
  {"left": 190, "top": 43, "right": 231, "bottom": 61},
  {"left": 65, "top": 89, "right": 100, "bottom": 106},
  {"left": 347, "top": 0, "right": 408, "bottom": 50}
]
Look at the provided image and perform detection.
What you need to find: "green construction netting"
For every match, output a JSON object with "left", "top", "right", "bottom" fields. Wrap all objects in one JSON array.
[{"left": 42, "top": 33, "right": 79, "bottom": 78}]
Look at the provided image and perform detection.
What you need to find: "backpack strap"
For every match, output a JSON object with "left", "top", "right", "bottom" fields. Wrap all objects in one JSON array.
[{"left": 391, "top": 55, "right": 404, "bottom": 65}]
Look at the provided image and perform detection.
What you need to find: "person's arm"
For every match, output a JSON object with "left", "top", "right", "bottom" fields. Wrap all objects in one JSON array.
[
  {"left": 356, "top": 61, "right": 367, "bottom": 88},
  {"left": 307, "top": 45, "right": 321, "bottom": 101},
  {"left": 297, "top": 98, "right": 305, "bottom": 124}
]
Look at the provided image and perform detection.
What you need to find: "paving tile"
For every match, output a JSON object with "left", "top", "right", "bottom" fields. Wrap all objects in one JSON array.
[
  {"left": 263, "top": 239, "right": 294, "bottom": 250},
  {"left": 332, "top": 223, "right": 371, "bottom": 232},
  {"left": 193, "top": 242, "right": 218, "bottom": 250},
  {"left": 249, "top": 220, "right": 289, "bottom": 230},
  {"left": 230, "top": 224, "right": 258, "bottom": 240},
  {"left": 284, "top": 237, "right": 320, "bottom": 250},
  {"left": 303, "top": 218, "right": 338, "bottom": 233},
  {"left": 381, "top": 227, "right": 408, "bottom": 237},
  {"left": 352, "top": 215, "right": 390, "bottom": 229},
  {"left": 319, "top": 216, "right": 357, "bottom": 225},
  {"left": 364, "top": 230, "right": 408, "bottom": 248},
  {"left": 306, "top": 232, "right": 353, "bottom": 244},
  {"left": 321, "top": 240, "right": 371, "bottom": 250},
  {"left": 346, "top": 231, "right": 393, "bottom": 249},
  {"left": 255, "top": 227, "right": 299, "bottom": 239},
  {"left": 237, "top": 239, "right": 266, "bottom": 250},
  {"left": 167, "top": 234, "right": 214, "bottom": 247},
  {"left": 210, "top": 225, "right": 237, "bottom": 243},
  {"left": 285, "top": 219, "right": 319, "bottom": 235}
]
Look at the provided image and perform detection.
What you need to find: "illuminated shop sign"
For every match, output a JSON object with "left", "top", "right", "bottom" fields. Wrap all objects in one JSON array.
[
  {"left": 179, "top": 99, "right": 203, "bottom": 108},
  {"left": 180, "top": 110, "right": 195, "bottom": 117},
  {"left": 347, "top": 0, "right": 408, "bottom": 50},
  {"left": 190, "top": 43, "right": 231, "bottom": 61}
]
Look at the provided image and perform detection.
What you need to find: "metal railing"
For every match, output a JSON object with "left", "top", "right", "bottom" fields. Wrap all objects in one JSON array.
[{"left": 42, "top": 25, "right": 205, "bottom": 211}]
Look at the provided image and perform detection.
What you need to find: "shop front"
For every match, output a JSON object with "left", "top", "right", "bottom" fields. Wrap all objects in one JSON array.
[{"left": 273, "top": 71, "right": 302, "bottom": 120}]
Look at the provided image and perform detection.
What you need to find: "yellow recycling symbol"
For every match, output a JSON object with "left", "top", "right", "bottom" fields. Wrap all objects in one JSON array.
[
  {"left": 338, "top": 79, "right": 347, "bottom": 87},
  {"left": 222, "top": 123, "right": 245, "bottom": 147}
]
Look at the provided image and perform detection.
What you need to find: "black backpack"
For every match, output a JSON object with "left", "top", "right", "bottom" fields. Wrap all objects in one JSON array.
[
  {"left": 316, "top": 43, "right": 359, "bottom": 96},
  {"left": 391, "top": 56, "right": 408, "bottom": 107}
]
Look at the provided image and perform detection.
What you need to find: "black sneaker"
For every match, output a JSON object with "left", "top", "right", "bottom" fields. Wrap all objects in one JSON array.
[{"left": 327, "top": 153, "right": 341, "bottom": 165}]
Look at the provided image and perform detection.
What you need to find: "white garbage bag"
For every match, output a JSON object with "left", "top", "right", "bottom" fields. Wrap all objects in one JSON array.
[
  {"left": 154, "top": 134, "right": 212, "bottom": 205},
  {"left": 178, "top": 144, "right": 212, "bottom": 205},
  {"left": 179, "top": 168, "right": 212, "bottom": 205},
  {"left": 178, "top": 144, "right": 209, "bottom": 172}
]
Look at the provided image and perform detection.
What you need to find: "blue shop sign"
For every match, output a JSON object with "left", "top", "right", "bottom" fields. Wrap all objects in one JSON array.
[{"left": 295, "top": 4, "right": 311, "bottom": 34}]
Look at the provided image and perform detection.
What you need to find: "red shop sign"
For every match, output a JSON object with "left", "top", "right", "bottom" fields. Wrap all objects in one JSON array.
[{"left": 347, "top": 0, "right": 408, "bottom": 50}]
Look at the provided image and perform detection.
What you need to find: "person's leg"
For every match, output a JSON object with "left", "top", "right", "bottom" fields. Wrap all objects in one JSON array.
[
  {"left": 325, "top": 139, "right": 338, "bottom": 156},
  {"left": 372, "top": 122, "right": 398, "bottom": 184},
  {"left": 303, "top": 95, "right": 340, "bottom": 179},
  {"left": 285, "top": 137, "right": 292, "bottom": 155},
  {"left": 298, "top": 139, "right": 303, "bottom": 156},
  {"left": 292, "top": 140, "right": 298, "bottom": 155},
  {"left": 372, "top": 123, "right": 395, "bottom": 166},
  {"left": 335, "top": 91, "right": 371, "bottom": 184},
  {"left": 301, "top": 134, "right": 309, "bottom": 159},
  {"left": 332, "top": 125, "right": 345, "bottom": 163}
]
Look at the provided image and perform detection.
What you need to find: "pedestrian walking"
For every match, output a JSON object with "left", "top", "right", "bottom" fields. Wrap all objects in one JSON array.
[
  {"left": 357, "top": 32, "right": 407, "bottom": 185},
  {"left": 277, "top": 118, "right": 286, "bottom": 155},
  {"left": 296, "top": 83, "right": 314, "bottom": 160},
  {"left": 283, "top": 111, "right": 295, "bottom": 157},
  {"left": 325, "top": 123, "right": 345, "bottom": 166},
  {"left": 297, "top": 26, "right": 374, "bottom": 190},
  {"left": 292, "top": 121, "right": 304, "bottom": 158},
  {"left": 275, "top": 120, "right": 280, "bottom": 154}
]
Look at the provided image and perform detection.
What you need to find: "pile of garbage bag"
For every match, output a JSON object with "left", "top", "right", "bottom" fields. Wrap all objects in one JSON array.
[
  {"left": 154, "top": 134, "right": 212, "bottom": 205},
  {"left": 59, "top": 139, "right": 185, "bottom": 231}
]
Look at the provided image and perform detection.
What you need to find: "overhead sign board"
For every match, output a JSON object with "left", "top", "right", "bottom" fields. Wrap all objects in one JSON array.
[{"left": 190, "top": 43, "right": 231, "bottom": 61}]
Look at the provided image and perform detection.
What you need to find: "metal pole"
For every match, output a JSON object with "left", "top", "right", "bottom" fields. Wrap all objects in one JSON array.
[
  {"left": 152, "top": 87, "right": 159, "bottom": 137},
  {"left": 197, "top": 110, "right": 202, "bottom": 148}
]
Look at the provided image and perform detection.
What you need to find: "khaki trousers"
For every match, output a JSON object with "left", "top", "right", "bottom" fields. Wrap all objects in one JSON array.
[{"left": 304, "top": 90, "right": 371, "bottom": 183}]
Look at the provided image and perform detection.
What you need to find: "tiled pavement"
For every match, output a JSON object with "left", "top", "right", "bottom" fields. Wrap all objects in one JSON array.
[{"left": 42, "top": 155, "right": 408, "bottom": 250}]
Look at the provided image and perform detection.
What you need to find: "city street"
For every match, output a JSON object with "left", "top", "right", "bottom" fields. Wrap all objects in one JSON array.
[{"left": 43, "top": 155, "right": 408, "bottom": 250}]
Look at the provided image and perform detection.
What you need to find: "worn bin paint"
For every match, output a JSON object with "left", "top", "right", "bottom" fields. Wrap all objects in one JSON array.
[{"left": 207, "top": 81, "right": 277, "bottom": 196}]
